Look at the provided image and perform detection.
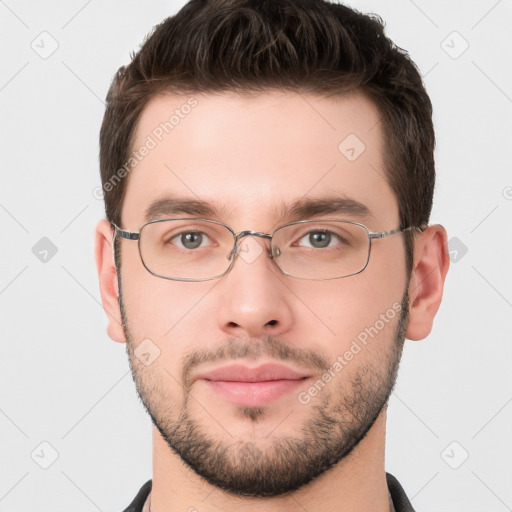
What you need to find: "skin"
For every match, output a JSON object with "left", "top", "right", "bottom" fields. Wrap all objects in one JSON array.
[{"left": 96, "top": 91, "right": 449, "bottom": 511}]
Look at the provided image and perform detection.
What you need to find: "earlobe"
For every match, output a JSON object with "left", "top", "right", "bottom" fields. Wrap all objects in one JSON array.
[
  {"left": 95, "top": 219, "right": 126, "bottom": 343},
  {"left": 406, "top": 224, "right": 450, "bottom": 341}
]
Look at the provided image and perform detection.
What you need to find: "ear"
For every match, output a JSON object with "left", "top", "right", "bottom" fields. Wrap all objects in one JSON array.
[
  {"left": 406, "top": 224, "right": 450, "bottom": 341},
  {"left": 95, "top": 219, "right": 126, "bottom": 343}
]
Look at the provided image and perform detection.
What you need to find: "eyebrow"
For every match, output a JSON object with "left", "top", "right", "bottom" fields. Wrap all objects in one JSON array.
[
  {"left": 144, "top": 194, "right": 373, "bottom": 223},
  {"left": 283, "top": 196, "right": 373, "bottom": 221},
  {"left": 145, "top": 196, "right": 218, "bottom": 222}
]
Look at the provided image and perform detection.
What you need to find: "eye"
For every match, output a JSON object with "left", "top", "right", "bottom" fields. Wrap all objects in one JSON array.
[
  {"left": 171, "top": 231, "right": 210, "bottom": 250},
  {"left": 297, "top": 230, "right": 342, "bottom": 249}
]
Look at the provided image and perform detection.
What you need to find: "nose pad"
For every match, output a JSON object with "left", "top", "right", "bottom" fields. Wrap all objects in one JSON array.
[
  {"left": 227, "top": 244, "right": 238, "bottom": 262},
  {"left": 228, "top": 235, "right": 276, "bottom": 267},
  {"left": 271, "top": 246, "right": 281, "bottom": 258},
  {"left": 226, "top": 241, "right": 256, "bottom": 264}
]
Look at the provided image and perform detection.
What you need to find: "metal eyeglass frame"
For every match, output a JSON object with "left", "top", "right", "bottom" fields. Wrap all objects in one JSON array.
[{"left": 112, "top": 218, "right": 424, "bottom": 282}]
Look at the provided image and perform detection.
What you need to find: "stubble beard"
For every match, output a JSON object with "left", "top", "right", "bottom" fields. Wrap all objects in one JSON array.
[{"left": 121, "top": 289, "right": 409, "bottom": 498}]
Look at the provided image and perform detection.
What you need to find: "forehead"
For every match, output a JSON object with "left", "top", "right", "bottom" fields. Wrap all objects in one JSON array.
[{"left": 122, "top": 90, "right": 398, "bottom": 229}]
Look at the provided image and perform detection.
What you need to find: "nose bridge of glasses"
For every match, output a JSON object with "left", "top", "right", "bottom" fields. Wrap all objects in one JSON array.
[
  {"left": 229, "top": 230, "right": 273, "bottom": 260},
  {"left": 235, "top": 230, "right": 272, "bottom": 241}
]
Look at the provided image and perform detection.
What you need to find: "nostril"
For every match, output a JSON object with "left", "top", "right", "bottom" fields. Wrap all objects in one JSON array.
[{"left": 266, "top": 320, "right": 278, "bottom": 326}]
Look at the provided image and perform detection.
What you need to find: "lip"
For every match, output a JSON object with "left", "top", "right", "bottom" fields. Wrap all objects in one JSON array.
[
  {"left": 195, "top": 363, "right": 309, "bottom": 382},
  {"left": 195, "top": 363, "right": 310, "bottom": 407}
]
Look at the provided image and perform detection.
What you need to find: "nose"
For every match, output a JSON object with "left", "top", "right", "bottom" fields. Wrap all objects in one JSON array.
[{"left": 216, "top": 236, "right": 294, "bottom": 338}]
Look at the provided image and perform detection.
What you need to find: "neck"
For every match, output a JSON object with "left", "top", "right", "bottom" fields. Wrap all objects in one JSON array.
[{"left": 149, "top": 408, "right": 391, "bottom": 512}]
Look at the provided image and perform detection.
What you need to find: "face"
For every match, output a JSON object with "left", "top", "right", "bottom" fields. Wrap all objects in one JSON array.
[{"left": 116, "top": 91, "right": 411, "bottom": 497}]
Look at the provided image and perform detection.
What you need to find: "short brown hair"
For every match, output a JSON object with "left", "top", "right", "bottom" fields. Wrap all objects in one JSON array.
[{"left": 100, "top": 0, "right": 435, "bottom": 274}]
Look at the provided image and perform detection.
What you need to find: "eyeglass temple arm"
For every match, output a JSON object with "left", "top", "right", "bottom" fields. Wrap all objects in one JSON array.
[
  {"left": 110, "top": 223, "right": 140, "bottom": 263},
  {"left": 111, "top": 223, "right": 140, "bottom": 240},
  {"left": 368, "top": 225, "right": 425, "bottom": 240}
]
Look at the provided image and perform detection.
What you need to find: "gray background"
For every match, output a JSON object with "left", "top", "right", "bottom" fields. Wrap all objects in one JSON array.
[{"left": 1, "top": 1, "right": 511, "bottom": 510}]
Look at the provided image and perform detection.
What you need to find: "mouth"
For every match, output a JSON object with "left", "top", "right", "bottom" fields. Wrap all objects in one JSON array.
[
  {"left": 202, "top": 379, "right": 310, "bottom": 407},
  {"left": 195, "top": 363, "right": 311, "bottom": 407}
]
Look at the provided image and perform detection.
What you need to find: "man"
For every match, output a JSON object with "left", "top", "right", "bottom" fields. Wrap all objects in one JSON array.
[{"left": 95, "top": 1, "right": 450, "bottom": 510}]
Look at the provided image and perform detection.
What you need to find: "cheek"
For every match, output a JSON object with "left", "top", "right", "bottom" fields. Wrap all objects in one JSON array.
[
  {"left": 120, "top": 243, "right": 204, "bottom": 331},
  {"left": 290, "top": 249, "right": 407, "bottom": 351},
  {"left": 119, "top": 245, "right": 221, "bottom": 375}
]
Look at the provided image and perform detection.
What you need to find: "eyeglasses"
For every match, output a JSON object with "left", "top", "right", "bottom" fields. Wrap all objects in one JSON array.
[{"left": 112, "top": 218, "right": 423, "bottom": 282}]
